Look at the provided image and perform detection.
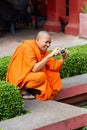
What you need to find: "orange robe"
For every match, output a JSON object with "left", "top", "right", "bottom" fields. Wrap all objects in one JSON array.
[{"left": 6, "top": 40, "right": 63, "bottom": 100}]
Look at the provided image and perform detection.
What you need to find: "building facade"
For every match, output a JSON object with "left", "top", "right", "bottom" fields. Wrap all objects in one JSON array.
[{"left": 44, "top": 0, "right": 87, "bottom": 36}]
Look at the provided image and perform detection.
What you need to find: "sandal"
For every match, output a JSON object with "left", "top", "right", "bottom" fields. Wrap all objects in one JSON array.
[
  {"left": 27, "top": 88, "right": 41, "bottom": 95},
  {"left": 21, "top": 93, "right": 35, "bottom": 100}
]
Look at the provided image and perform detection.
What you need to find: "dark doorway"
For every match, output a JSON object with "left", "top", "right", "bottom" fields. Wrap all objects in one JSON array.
[
  {"left": 32, "top": 0, "right": 47, "bottom": 29},
  {"left": 66, "top": 0, "right": 69, "bottom": 16},
  {"left": 60, "top": 0, "right": 69, "bottom": 32}
]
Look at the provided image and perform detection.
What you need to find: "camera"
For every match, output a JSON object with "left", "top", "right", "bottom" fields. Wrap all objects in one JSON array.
[{"left": 60, "top": 49, "right": 65, "bottom": 54}]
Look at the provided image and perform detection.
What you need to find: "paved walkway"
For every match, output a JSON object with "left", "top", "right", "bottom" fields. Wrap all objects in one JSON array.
[
  {"left": 0, "top": 28, "right": 87, "bottom": 57},
  {"left": 1, "top": 100, "right": 87, "bottom": 130}
]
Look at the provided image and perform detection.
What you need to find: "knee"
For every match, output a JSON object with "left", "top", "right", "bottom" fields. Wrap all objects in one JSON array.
[{"left": 37, "top": 72, "right": 46, "bottom": 83}]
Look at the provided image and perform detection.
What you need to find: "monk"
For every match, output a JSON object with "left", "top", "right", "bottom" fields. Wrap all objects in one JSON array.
[{"left": 6, "top": 31, "right": 70, "bottom": 100}]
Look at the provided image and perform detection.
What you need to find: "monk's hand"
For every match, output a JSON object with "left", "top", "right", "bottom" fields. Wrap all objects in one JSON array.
[
  {"left": 48, "top": 47, "right": 61, "bottom": 57},
  {"left": 61, "top": 49, "right": 70, "bottom": 60}
]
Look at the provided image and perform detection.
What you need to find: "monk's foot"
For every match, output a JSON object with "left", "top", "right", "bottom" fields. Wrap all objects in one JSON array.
[
  {"left": 27, "top": 88, "right": 41, "bottom": 95},
  {"left": 21, "top": 93, "right": 35, "bottom": 100}
]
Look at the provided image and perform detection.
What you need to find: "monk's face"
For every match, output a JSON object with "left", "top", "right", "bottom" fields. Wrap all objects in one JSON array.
[{"left": 36, "top": 35, "right": 51, "bottom": 51}]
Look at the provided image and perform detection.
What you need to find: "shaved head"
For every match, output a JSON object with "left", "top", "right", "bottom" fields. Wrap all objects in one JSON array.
[
  {"left": 36, "top": 31, "right": 51, "bottom": 40},
  {"left": 35, "top": 31, "right": 52, "bottom": 51}
]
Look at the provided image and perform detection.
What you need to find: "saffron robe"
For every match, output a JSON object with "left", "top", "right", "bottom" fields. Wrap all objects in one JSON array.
[{"left": 6, "top": 40, "right": 63, "bottom": 100}]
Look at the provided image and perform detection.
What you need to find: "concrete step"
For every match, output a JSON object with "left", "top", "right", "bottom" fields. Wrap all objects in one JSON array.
[
  {"left": 62, "top": 74, "right": 87, "bottom": 88},
  {"left": 0, "top": 74, "right": 87, "bottom": 130},
  {"left": 54, "top": 74, "right": 87, "bottom": 104},
  {"left": 0, "top": 100, "right": 87, "bottom": 130}
]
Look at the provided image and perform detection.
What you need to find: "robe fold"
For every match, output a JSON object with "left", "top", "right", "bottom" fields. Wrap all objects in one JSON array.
[{"left": 6, "top": 40, "right": 63, "bottom": 100}]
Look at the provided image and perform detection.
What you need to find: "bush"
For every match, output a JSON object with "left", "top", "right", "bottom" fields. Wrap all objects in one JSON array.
[
  {"left": 0, "top": 81, "right": 24, "bottom": 121},
  {"left": 0, "top": 56, "right": 11, "bottom": 80},
  {"left": 60, "top": 52, "right": 87, "bottom": 78},
  {"left": 56, "top": 44, "right": 87, "bottom": 78},
  {"left": 0, "top": 44, "right": 87, "bottom": 80}
]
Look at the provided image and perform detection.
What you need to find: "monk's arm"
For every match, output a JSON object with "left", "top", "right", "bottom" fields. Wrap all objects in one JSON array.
[
  {"left": 32, "top": 48, "right": 70, "bottom": 72},
  {"left": 46, "top": 49, "right": 70, "bottom": 71},
  {"left": 32, "top": 48, "right": 59, "bottom": 72},
  {"left": 32, "top": 54, "right": 51, "bottom": 72},
  {"left": 32, "top": 55, "right": 64, "bottom": 72}
]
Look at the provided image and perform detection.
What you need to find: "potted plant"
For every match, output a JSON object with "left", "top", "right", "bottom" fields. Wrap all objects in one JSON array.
[{"left": 79, "top": 2, "right": 87, "bottom": 38}]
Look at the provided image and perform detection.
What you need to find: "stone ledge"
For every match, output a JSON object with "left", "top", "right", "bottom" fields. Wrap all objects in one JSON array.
[
  {"left": 0, "top": 74, "right": 87, "bottom": 130},
  {"left": 0, "top": 100, "right": 87, "bottom": 130},
  {"left": 53, "top": 74, "right": 87, "bottom": 104}
]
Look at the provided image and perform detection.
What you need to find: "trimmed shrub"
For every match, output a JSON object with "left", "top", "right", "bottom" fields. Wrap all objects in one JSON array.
[
  {"left": 55, "top": 44, "right": 87, "bottom": 78},
  {"left": 0, "top": 81, "right": 24, "bottom": 121},
  {"left": 0, "top": 56, "right": 11, "bottom": 80},
  {"left": 60, "top": 52, "right": 87, "bottom": 78},
  {"left": 0, "top": 44, "right": 87, "bottom": 80}
]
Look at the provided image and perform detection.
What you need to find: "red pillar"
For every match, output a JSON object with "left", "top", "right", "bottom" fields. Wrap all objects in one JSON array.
[
  {"left": 44, "top": 0, "right": 66, "bottom": 32},
  {"left": 65, "top": 0, "right": 87, "bottom": 36}
]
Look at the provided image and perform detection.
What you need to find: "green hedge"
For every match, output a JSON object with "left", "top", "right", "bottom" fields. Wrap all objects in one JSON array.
[
  {"left": 61, "top": 44, "right": 87, "bottom": 78},
  {"left": 0, "top": 44, "right": 87, "bottom": 81},
  {"left": 55, "top": 44, "right": 87, "bottom": 78},
  {"left": 0, "top": 56, "right": 11, "bottom": 81},
  {"left": 60, "top": 51, "right": 87, "bottom": 78},
  {"left": 0, "top": 81, "right": 24, "bottom": 121}
]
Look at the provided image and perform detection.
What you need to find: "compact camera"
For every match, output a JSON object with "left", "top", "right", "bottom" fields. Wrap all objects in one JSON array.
[{"left": 60, "top": 49, "right": 65, "bottom": 54}]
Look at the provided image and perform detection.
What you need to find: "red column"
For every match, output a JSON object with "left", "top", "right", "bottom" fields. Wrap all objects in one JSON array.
[
  {"left": 65, "top": 0, "right": 87, "bottom": 36},
  {"left": 44, "top": 0, "right": 66, "bottom": 32}
]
